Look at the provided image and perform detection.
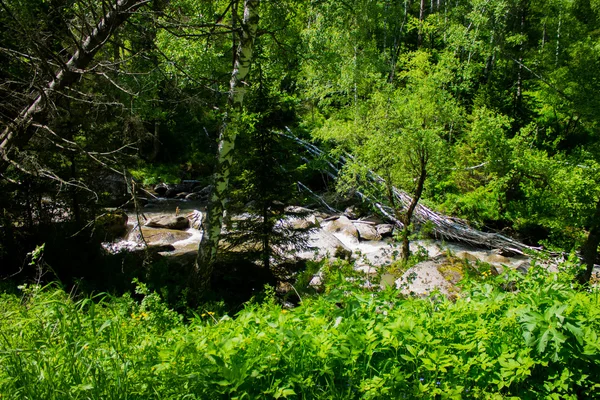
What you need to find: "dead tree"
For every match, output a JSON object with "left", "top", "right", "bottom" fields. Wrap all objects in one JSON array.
[{"left": 0, "top": 0, "right": 150, "bottom": 176}]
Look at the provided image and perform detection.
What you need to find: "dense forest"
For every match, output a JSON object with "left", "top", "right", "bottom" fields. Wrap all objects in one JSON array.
[{"left": 1, "top": 0, "right": 600, "bottom": 397}]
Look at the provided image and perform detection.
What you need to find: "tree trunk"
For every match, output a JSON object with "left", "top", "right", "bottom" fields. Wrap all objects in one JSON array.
[
  {"left": 418, "top": 0, "right": 425, "bottom": 48},
  {"left": 578, "top": 197, "right": 600, "bottom": 285},
  {"left": 401, "top": 154, "right": 427, "bottom": 262},
  {"left": 195, "top": 0, "right": 260, "bottom": 290},
  {"left": 0, "top": 0, "right": 148, "bottom": 175}
]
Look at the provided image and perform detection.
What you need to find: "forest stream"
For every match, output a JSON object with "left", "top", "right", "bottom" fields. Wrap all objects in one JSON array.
[{"left": 103, "top": 197, "right": 535, "bottom": 298}]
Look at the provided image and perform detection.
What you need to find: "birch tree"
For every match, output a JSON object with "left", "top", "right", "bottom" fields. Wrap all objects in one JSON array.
[{"left": 195, "top": 0, "right": 260, "bottom": 289}]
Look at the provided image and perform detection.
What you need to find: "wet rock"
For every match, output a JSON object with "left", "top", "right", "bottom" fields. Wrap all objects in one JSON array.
[
  {"left": 324, "top": 216, "right": 359, "bottom": 238},
  {"left": 145, "top": 215, "right": 190, "bottom": 230},
  {"left": 270, "top": 200, "right": 286, "bottom": 212},
  {"left": 353, "top": 222, "right": 381, "bottom": 241},
  {"left": 174, "top": 192, "right": 190, "bottom": 199},
  {"left": 187, "top": 210, "right": 204, "bottom": 230},
  {"left": 165, "top": 188, "right": 186, "bottom": 198},
  {"left": 276, "top": 281, "right": 294, "bottom": 294},
  {"left": 159, "top": 249, "right": 197, "bottom": 268}
]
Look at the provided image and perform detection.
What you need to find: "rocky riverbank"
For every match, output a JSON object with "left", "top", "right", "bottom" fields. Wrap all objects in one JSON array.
[{"left": 102, "top": 198, "right": 542, "bottom": 298}]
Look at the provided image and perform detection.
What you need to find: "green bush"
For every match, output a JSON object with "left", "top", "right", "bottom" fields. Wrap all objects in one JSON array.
[{"left": 1, "top": 264, "right": 599, "bottom": 399}]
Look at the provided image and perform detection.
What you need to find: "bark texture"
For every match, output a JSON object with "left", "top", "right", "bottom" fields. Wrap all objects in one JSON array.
[
  {"left": 195, "top": 0, "right": 260, "bottom": 289},
  {"left": 400, "top": 154, "right": 427, "bottom": 262},
  {"left": 0, "top": 0, "right": 148, "bottom": 174},
  {"left": 578, "top": 198, "right": 600, "bottom": 285}
]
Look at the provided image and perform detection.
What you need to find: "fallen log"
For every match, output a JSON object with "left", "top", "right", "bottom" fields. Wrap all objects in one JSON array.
[{"left": 281, "top": 129, "right": 540, "bottom": 256}]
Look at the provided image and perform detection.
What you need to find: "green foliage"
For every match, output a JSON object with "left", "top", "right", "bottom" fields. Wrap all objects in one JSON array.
[
  {"left": 129, "top": 164, "right": 182, "bottom": 186},
  {"left": 2, "top": 266, "right": 600, "bottom": 398}
]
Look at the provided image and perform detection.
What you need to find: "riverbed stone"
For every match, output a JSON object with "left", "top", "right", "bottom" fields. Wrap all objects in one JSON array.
[
  {"left": 289, "top": 214, "right": 320, "bottom": 230},
  {"left": 395, "top": 257, "right": 455, "bottom": 296},
  {"left": 324, "top": 216, "right": 359, "bottom": 238},
  {"left": 145, "top": 215, "right": 190, "bottom": 230},
  {"left": 128, "top": 226, "right": 192, "bottom": 246},
  {"left": 353, "top": 222, "right": 381, "bottom": 241},
  {"left": 375, "top": 224, "right": 393, "bottom": 237}
]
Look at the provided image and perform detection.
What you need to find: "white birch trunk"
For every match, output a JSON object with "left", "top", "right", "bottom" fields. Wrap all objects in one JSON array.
[{"left": 195, "top": 0, "right": 260, "bottom": 287}]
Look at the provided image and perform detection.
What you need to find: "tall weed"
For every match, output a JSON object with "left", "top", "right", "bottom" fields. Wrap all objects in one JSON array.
[{"left": 1, "top": 264, "right": 599, "bottom": 399}]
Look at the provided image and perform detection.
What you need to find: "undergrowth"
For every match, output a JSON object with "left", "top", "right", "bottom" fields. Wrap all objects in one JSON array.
[{"left": 1, "top": 261, "right": 599, "bottom": 399}]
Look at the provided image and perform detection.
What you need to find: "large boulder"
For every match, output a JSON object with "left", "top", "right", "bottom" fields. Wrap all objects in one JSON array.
[
  {"left": 295, "top": 230, "right": 353, "bottom": 261},
  {"left": 395, "top": 258, "right": 455, "bottom": 297},
  {"left": 128, "top": 226, "right": 192, "bottom": 246},
  {"left": 324, "top": 216, "right": 359, "bottom": 239},
  {"left": 95, "top": 210, "right": 128, "bottom": 240},
  {"left": 145, "top": 215, "right": 190, "bottom": 230},
  {"left": 353, "top": 222, "right": 381, "bottom": 241},
  {"left": 289, "top": 214, "right": 320, "bottom": 231}
]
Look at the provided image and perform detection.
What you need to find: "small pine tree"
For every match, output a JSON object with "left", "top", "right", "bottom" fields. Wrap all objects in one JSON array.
[{"left": 224, "top": 85, "right": 312, "bottom": 271}]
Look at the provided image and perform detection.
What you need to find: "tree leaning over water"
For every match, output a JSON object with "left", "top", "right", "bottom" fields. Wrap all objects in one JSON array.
[{"left": 0, "top": 0, "right": 150, "bottom": 176}]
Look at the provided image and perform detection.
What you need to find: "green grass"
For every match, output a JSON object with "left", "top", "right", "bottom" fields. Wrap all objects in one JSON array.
[{"left": 1, "top": 262, "right": 600, "bottom": 399}]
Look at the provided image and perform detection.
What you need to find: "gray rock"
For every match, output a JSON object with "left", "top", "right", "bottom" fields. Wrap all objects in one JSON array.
[
  {"left": 376, "top": 224, "right": 394, "bottom": 237},
  {"left": 344, "top": 206, "right": 361, "bottom": 220},
  {"left": 285, "top": 205, "right": 315, "bottom": 215},
  {"left": 324, "top": 216, "right": 359, "bottom": 238},
  {"left": 353, "top": 222, "right": 381, "bottom": 241},
  {"left": 128, "top": 226, "right": 192, "bottom": 246},
  {"left": 145, "top": 215, "right": 190, "bottom": 230},
  {"left": 309, "top": 271, "right": 324, "bottom": 291},
  {"left": 516, "top": 262, "right": 531, "bottom": 275},
  {"left": 290, "top": 214, "right": 320, "bottom": 230},
  {"left": 395, "top": 258, "right": 454, "bottom": 296}
]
